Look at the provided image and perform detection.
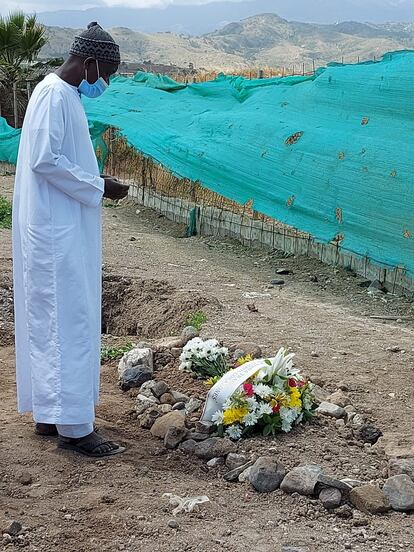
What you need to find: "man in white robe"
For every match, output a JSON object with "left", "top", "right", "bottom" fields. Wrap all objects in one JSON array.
[{"left": 13, "top": 22, "right": 128, "bottom": 457}]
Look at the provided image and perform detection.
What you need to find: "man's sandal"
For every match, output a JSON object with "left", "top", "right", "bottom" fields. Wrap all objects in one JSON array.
[{"left": 58, "top": 431, "right": 126, "bottom": 457}]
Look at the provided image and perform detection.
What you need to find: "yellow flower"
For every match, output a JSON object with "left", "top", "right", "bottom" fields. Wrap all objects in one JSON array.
[
  {"left": 289, "top": 387, "right": 302, "bottom": 409},
  {"left": 223, "top": 407, "right": 249, "bottom": 426},
  {"left": 204, "top": 376, "right": 220, "bottom": 387},
  {"left": 235, "top": 354, "right": 253, "bottom": 367}
]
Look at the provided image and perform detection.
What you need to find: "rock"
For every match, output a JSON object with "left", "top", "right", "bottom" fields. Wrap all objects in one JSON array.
[
  {"left": 317, "top": 474, "right": 353, "bottom": 492},
  {"left": 194, "top": 437, "right": 236, "bottom": 461},
  {"left": 185, "top": 397, "right": 203, "bottom": 415},
  {"left": 153, "top": 336, "right": 182, "bottom": 351},
  {"left": 119, "top": 366, "right": 153, "bottom": 391},
  {"left": 350, "top": 414, "right": 365, "bottom": 429},
  {"left": 225, "top": 460, "right": 255, "bottom": 482},
  {"left": 335, "top": 419, "right": 346, "bottom": 429},
  {"left": 230, "top": 342, "right": 262, "bottom": 360},
  {"left": 368, "top": 280, "right": 387, "bottom": 294},
  {"left": 383, "top": 475, "right": 414, "bottom": 511},
  {"left": 276, "top": 268, "right": 293, "bottom": 275},
  {"left": 326, "top": 390, "right": 351, "bottom": 408},
  {"left": 337, "top": 381, "right": 349, "bottom": 391},
  {"left": 139, "top": 408, "right": 161, "bottom": 429},
  {"left": 349, "top": 485, "right": 390, "bottom": 514},
  {"left": 168, "top": 519, "right": 179, "bottom": 529},
  {"left": 312, "top": 385, "right": 329, "bottom": 405},
  {"left": 316, "top": 402, "right": 345, "bottom": 419},
  {"left": 136, "top": 394, "right": 158, "bottom": 415},
  {"left": 180, "top": 326, "right": 199, "bottom": 345},
  {"left": 172, "top": 402, "right": 186, "bottom": 411},
  {"left": 376, "top": 431, "right": 414, "bottom": 459},
  {"left": 160, "top": 393, "right": 175, "bottom": 405},
  {"left": 281, "top": 465, "right": 323, "bottom": 496},
  {"left": 184, "top": 430, "right": 210, "bottom": 442},
  {"left": 157, "top": 404, "right": 173, "bottom": 414},
  {"left": 118, "top": 348, "right": 153, "bottom": 390},
  {"left": 319, "top": 487, "right": 342, "bottom": 509},
  {"left": 164, "top": 426, "right": 187, "bottom": 449},
  {"left": 310, "top": 350, "right": 319, "bottom": 357},
  {"left": 356, "top": 424, "right": 383, "bottom": 445},
  {"left": 152, "top": 381, "right": 169, "bottom": 398},
  {"left": 341, "top": 478, "right": 363, "bottom": 489},
  {"left": 271, "top": 279, "right": 285, "bottom": 286},
  {"left": 232, "top": 349, "right": 246, "bottom": 361},
  {"left": 179, "top": 439, "right": 197, "bottom": 455},
  {"left": 195, "top": 421, "right": 214, "bottom": 434},
  {"left": 239, "top": 466, "right": 253, "bottom": 483},
  {"left": 206, "top": 457, "right": 225, "bottom": 468},
  {"left": 250, "top": 457, "right": 286, "bottom": 493},
  {"left": 170, "top": 390, "right": 190, "bottom": 404},
  {"left": 139, "top": 379, "right": 157, "bottom": 392},
  {"left": 4, "top": 521, "right": 22, "bottom": 536},
  {"left": 386, "top": 345, "right": 401, "bottom": 353},
  {"left": 226, "top": 453, "right": 249, "bottom": 471},
  {"left": 17, "top": 472, "right": 32, "bottom": 486},
  {"left": 281, "top": 547, "right": 308, "bottom": 552},
  {"left": 388, "top": 458, "right": 414, "bottom": 481},
  {"left": 151, "top": 411, "right": 186, "bottom": 439}
]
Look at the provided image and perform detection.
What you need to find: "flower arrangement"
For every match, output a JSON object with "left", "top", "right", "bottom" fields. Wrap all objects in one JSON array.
[
  {"left": 179, "top": 337, "right": 229, "bottom": 379},
  {"left": 211, "top": 348, "right": 316, "bottom": 440}
]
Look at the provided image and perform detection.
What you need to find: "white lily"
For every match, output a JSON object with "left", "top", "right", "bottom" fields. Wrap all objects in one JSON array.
[{"left": 255, "top": 347, "right": 297, "bottom": 381}]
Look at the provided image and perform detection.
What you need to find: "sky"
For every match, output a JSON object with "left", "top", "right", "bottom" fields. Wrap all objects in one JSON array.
[{"left": 1, "top": 0, "right": 223, "bottom": 12}]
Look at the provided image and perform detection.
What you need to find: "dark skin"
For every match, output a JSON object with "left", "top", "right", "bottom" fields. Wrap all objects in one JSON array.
[
  {"left": 56, "top": 54, "right": 129, "bottom": 202},
  {"left": 39, "top": 55, "right": 128, "bottom": 456}
]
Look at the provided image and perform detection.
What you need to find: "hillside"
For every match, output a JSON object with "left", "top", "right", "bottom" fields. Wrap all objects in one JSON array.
[{"left": 40, "top": 14, "right": 414, "bottom": 71}]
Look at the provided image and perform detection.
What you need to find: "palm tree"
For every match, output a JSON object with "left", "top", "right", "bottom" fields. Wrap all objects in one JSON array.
[{"left": 0, "top": 12, "right": 60, "bottom": 127}]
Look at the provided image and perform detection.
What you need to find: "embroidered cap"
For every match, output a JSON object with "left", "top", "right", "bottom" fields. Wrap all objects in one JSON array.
[{"left": 69, "top": 22, "right": 120, "bottom": 65}]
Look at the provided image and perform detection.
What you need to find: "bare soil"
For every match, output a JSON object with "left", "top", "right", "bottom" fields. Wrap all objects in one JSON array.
[{"left": 1, "top": 175, "right": 413, "bottom": 552}]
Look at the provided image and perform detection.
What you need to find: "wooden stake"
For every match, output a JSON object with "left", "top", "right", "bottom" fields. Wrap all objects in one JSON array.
[{"left": 13, "top": 81, "right": 18, "bottom": 128}]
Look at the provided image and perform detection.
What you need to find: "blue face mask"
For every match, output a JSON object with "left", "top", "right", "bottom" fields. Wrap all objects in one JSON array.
[{"left": 78, "top": 59, "right": 108, "bottom": 98}]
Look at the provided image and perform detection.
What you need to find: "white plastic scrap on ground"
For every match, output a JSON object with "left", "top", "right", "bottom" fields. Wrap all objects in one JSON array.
[{"left": 163, "top": 493, "right": 210, "bottom": 515}]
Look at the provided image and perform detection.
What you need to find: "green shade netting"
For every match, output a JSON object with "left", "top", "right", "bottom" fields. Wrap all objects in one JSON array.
[
  {"left": 2, "top": 51, "right": 414, "bottom": 276},
  {"left": 0, "top": 116, "right": 21, "bottom": 165}
]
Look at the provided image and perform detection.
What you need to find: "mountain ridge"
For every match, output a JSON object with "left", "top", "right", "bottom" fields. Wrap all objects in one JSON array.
[{"left": 40, "top": 13, "right": 414, "bottom": 71}]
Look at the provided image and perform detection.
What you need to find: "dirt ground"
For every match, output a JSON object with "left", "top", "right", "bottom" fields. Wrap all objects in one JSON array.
[{"left": 1, "top": 174, "right": 413, "bottom": 552}]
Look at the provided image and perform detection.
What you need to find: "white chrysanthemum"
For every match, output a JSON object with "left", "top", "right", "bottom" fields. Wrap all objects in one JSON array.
[
  {"left": 246, "top": 397, "right": 259, "bottom": 410},
  {"left": 223, "top": 398, "right": 234, "bottom": 410},
  {"left": 256, "top": 402, "right": 273, "bottom": 417},
  {"left": 253, "top": 383, "right": 273, "bottom": 399},
  {"left": 280, "top": 406, "right": 301, "bottom": 432},
  {"left": 225, "top": 425, "right": 242, "bottom": 440},
  {"left": 281, "top": 418, "right": 293, "bottom": 433},
  {"left": 302, "top": 394, "right": 313, "bottom": 411},
  {"left": 211, "top": 410, "right": 224, "bottom": 425},
  {"left": 179, "top": 361, "right": 192, "bottom": 371},
  {"left": 295, "top": 413, "right": 304, "bottom": 425},
  {"left": 243, "top": 412, "right": 259, "bottom": 427}
]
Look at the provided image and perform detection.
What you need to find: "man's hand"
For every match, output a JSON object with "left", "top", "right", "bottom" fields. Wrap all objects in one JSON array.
[{"left": 103, "top": 176, "right": 129, "bottom": 200}]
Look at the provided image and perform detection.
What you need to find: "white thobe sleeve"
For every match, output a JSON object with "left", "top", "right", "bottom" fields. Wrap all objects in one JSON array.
[{"left": 29, "top": 86, "right": 104, "bottom": 208}]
